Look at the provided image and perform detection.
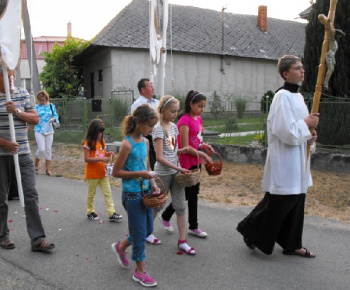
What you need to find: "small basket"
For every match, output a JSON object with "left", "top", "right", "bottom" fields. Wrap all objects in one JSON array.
[
  {"left": 141, "top": 175, "right": 167, "bottom": 209},
  {"left": 205, "top": 152, "right": 223, "bottom": 176},
  {"left": 175, "top": 150, "right": 201, "bottom": 187}
]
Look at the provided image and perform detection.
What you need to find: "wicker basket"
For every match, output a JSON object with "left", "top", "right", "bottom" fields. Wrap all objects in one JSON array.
[
  {"left": 205, "top": 152, "right": 223, "bottom": 176},
  {"left": 175, "top": 150, "right": 201, "bottom": 187},
  {"left": 141, "top": 175, "right": 167, "bottom": 209}
]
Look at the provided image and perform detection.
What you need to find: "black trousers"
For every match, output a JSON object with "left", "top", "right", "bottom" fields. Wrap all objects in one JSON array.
[
  {"left": 237, "top": 192, "right": 305, "bottom": 255},
  {"left": 8, "top": 174, "right": 19, "bottom": 200},
  {"left": 145, "top": 135, "right": 156, "bottom": 171},
  {"left": 162, "top": 165, "right": 200, "bottom": 230}
]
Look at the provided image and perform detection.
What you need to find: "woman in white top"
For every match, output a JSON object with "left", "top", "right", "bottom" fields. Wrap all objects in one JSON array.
[{"left": 34, "top": 90, "right": 59, "bottom": 176}]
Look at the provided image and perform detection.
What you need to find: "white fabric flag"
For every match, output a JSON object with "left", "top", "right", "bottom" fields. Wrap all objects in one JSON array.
[
  {"left": 0, "top": 0, "right": 22, "bottom": 70},
  {"left": 150, "top": 0, "right": 168, "bottom": 75}
]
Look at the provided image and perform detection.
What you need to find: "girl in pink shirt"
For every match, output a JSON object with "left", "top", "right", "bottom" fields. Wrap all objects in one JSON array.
[{"left": 159, "top": 90, "right": 214, "bottom": 238}]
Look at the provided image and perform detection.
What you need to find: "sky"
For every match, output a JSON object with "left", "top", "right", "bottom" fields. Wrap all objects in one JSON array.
[{"left": 26, "top": 0, "right": 311, "bottom": 40}]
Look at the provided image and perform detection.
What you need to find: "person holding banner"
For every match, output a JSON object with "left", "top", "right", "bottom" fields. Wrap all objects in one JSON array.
[{"left": 0, "top": 64, "right": 55, "bottom": 251}]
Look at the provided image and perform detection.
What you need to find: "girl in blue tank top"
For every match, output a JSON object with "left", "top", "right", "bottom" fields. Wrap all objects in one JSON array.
[{"left": 110, "top": 104, "right": 159, "bottom": 287}]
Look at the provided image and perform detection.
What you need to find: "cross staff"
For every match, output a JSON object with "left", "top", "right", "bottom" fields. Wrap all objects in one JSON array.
[{"left": 307, "top": 0, "right": 338, "bottom": 160}]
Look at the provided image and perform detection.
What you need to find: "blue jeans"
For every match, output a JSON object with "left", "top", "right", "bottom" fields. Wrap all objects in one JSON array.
[{"left": 122, "top": 190, "right": 153, "bottom": 262}]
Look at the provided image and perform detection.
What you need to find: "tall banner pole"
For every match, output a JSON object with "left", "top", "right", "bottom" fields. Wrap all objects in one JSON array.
[
  {"left": 307, "top": 0, "right": 338, "bottom": 160},
  {"left": 0, "top": 0, "right": 25, "bottom": 207},
  {"left": 2, "top": 68, "right": 24, "bottom": 207},
  {"left": 160, "top": 0, "right": 168, "bottom": 98}
]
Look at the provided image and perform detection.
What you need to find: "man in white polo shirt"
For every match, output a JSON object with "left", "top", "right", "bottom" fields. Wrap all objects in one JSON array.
[{"left": 131, "top": 78, "right": 159, "bottom": 170}]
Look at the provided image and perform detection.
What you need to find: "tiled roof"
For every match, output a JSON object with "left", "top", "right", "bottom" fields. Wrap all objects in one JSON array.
[
  {"left": 21, "top": 38, "right": 66, "bottom": 59},
  {"left": 92, "top": 0, "right": 306, "bottom": 61},
  {"left": 299, "top": 6, "right": 313, "bottom": 20}
]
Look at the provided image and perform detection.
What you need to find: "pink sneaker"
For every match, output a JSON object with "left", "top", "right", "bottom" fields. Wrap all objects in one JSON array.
[
  {"left": 111, "top": 241, "right": 129, "bottom": 268},
  {"left": 188, "top": 228, "right": 208, "bottom": 238},
  {"left": 132, "top": 269, "right": 157, "bottom": 287},
  {"left": 158, "top": 214, "right": 174, "bottom": 232}
]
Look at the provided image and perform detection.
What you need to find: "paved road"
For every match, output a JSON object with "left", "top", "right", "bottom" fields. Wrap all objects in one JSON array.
[{"left": 1, "top": 175, "right": 349, "bottom": 289}]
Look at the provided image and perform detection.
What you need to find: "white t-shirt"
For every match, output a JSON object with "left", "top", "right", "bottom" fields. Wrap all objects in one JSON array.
[{"left": 152, "top": 122, "right": 179, "bottom": 176}]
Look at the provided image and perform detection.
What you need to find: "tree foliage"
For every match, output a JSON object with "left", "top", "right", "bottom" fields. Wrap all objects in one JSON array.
[
  {"left": 301, "top": 0, "right": 350, "bottom": 97},
  {"left": 40, "top": 37, "right": 90, "bottom": 98}
]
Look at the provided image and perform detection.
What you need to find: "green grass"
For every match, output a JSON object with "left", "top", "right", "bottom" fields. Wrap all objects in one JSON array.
[
  {"left": 210, "top": 123, "right": 263, "bottom": 133},
  {"left": 204, "top": 116, "right": 263, "bottom": 133},
  {"left": 203, "top": 115, "right": 264, "bottom": 146},
  {"left": 205, "top": 134, "right": 263, "bottom": 145},
  {"left": 204, "top": 116, "right": 262, "bottom": 126}
]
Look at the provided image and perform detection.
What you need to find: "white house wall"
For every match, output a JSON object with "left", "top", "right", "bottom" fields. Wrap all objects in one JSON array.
[
  {"left": 83, "top": 48, "right": 284, "bottom": 111},
  {"left": 83, "top": 48, "right": 113, "bottom": 99}
]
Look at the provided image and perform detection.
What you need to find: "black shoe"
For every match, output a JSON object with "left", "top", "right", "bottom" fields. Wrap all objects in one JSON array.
[
  {"left": 87, "top": 212, "right": 99, "bottom": 221},
  {"left": 243, "top": 237, "right": 255, "bottom": 250},
  {"left": 109, "top": 212, "right": 122, "bottom": 222}
]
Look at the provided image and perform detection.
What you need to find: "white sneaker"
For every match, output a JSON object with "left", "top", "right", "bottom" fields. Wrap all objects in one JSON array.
[{"left": 188, "top": 229, "right": 208, "bottom": 238}]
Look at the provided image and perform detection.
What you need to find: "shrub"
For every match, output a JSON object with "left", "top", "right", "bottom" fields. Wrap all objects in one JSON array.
[
  {"left": 225, "top": 115, "right": 238, "bottom": 131},
  {"left": 209, "top": 91, "right": 225, "bottom": 118},
  {"left": 234, "top": 98, "right": 248, "bottom": 119},
  {"left": 260, "top": 90, "right": 275, "bottom": 113},
  {"left": 109, "top": 98, "right": 129, "bottom": 126},
  {"left": 174, "top": 95, "right": 185, "bottom": 113}
]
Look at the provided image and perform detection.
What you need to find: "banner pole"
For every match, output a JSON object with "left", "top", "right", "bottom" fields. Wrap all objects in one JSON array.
[{"left": 2, "top": 68, "right": 25, "bottom": 207}]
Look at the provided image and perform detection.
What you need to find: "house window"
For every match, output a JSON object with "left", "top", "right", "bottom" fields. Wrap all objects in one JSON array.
[{"left": 98, "top": 70, "right": 103, "bottom": 82}]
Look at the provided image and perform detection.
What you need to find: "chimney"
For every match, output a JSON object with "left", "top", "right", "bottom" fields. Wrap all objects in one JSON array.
[
  {"left": 257, "top": 6, "right": 267, "bottom": 32},
  {"left": 67, "top": 22, "right": 72, "bottom": 37}
]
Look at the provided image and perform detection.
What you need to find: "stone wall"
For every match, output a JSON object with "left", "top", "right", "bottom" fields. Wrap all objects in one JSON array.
[
  {"left": 107, "top": 142, "right": 350, "bottom": 173},
  {"left": 211, "top": 144, "right": 350, "bottom": 173}
]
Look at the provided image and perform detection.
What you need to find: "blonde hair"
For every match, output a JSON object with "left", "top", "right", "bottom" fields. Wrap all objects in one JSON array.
[
  {"left": 36, "top": 90, "right": 50, "bottom": 102},
  {"left": 157, "top": 95, "right": 179, "bottom": 137},
  {"left": 157, "top": 95, "right": 178, "bottom": 113},
  {"left": 122, "top": 104, "right": 158, "bottom": 136}
]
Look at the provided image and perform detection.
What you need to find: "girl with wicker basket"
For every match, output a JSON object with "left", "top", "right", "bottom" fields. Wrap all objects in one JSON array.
[
  {"left": 159, "top": 90, "right": 214, "bottom": 238},
  {"left": 110, "top": 104, "right": 159, "bottom": 287},
  {"left": 152, "top": 95, "right": 196, "bottom": 255}
]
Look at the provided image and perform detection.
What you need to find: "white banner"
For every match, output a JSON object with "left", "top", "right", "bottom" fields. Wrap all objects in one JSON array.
[
  {"left": 150, "top": 0, "right": 168, "bottom": 75},
  {"left": 0, "top": 0, "right": 22, "bottom": 70}
]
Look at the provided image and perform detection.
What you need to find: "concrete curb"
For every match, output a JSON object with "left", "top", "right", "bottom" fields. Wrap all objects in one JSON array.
[
  {"left": 210, "top": 144, "right": 350, "bottom": 173},
  {"left": 107, "top": 142, "right": 350, "bottom": 173}
]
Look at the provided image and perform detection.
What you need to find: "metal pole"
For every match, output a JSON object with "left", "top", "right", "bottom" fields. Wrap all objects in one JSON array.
[{"left": 160, "top": 0, "right": 168, "bottom": 98}]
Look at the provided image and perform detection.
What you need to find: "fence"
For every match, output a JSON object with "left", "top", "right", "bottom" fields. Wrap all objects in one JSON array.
[
  {"left": 36, "top": 97, "right": 130, "bottom": 144},
  {"left": 261, "top": 93, "right": 350, "bottom": 152},
  {"left": 28, "top": 93, "right": 350, "bottom": 151}
]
